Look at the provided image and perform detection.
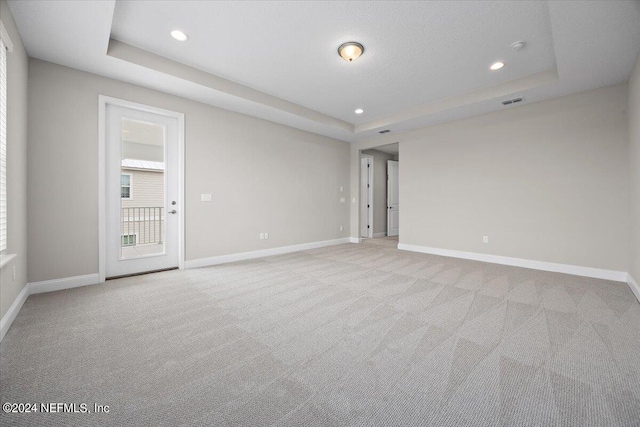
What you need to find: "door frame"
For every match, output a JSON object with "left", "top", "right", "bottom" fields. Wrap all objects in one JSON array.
[
  {"left": 387, "top": 160, "right": 399, "bottom": 237},
  {"left": 98, "top": 95, "right": 185, "bottom": 283},
  {"left": 360, "top": 153, "right": 374, "bottom": 239}
]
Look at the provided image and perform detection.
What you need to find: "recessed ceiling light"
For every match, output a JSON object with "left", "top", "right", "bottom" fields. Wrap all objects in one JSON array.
[
  {"left": 490, "top": 61, "right": 505, "bottom": 71},
  {"left": 170, "top": 30, "right": 189, "bottom": 42},
  {"left": 338, "top": 42, "right": 364, "bottom": 62},
  {"left": 355, "top": 108, "right": 364, "bottom": 114}
]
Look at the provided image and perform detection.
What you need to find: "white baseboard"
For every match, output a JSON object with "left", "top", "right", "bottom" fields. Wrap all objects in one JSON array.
[
  {"left": 349, "top": 237, "right": 362, "bottom": 243},
  {"left": 373, "top": 232, "right": 387, "bottom": 238},
  {"left": 185, "top": 238, "right": 352, "bottom": 269},
  {"left": 628, "top": 274, "right": 640, "bottom": 303},
  {"left": 0, "top": 284, "right": 29, "bottom": 342},
  {"left": 28, "top": 273, "right": 101, "bottom": 294},
  {"left": 397, "top": 244, "right": 628, "bottom": 282}
]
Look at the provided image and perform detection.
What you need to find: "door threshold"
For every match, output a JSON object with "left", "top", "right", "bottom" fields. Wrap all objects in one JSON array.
[{"left": 106, "top": 267, "right": 178, "bottom": 280}]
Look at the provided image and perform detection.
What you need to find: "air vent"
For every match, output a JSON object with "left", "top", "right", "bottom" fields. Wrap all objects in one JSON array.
[
  {"left": 378, "top": 129, "right": 391, "bottom": 134},
  {"left": 502, "top": 97, "right": 523, "bottom": 106}
]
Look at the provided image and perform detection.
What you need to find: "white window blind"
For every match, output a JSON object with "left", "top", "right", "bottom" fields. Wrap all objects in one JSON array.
[{"left": 0, "top": 37, "right": 7, "bottom": 252}]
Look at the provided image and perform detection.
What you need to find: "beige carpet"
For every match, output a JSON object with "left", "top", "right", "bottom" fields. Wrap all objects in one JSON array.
[{"left": 1, "top": 238, "right": 639, "bottom": 426}]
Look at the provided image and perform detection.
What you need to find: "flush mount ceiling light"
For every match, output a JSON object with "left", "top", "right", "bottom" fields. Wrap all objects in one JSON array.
[
  {"left": 489, "top": 61, "right": 505, "bottom": 71},
  {"left": 338, "top": 42, "right": 364, "bottom": 62},
  {"left": 355, "top": 108, "right": 364, "bottom": 114},
  {"left": 170, "top": 30, "right": 189, "bottom": 42}
]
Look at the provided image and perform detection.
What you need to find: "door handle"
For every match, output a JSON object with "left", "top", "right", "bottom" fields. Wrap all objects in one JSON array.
[{"left": 169, "top": 210, "right": 177, "bottom": 214}]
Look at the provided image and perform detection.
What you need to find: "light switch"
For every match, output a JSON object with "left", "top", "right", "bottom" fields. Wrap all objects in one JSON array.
[
  {"left": 340, "top": 186, "right": 344, "bottom": 192},
  {"left": 201, "top": 194, "right": 213, "bottom": 202}
]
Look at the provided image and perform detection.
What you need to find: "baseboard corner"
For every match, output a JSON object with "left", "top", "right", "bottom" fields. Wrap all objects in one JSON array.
[
  {"left": 627, "top": 274, "right": 640, "bottom": 303},
  {"left": 0, "top": 284, "right": 29, "bottom": 342}
]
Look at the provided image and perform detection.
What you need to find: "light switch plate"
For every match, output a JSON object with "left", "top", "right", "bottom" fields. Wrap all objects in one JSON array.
[{"left": 201, "top": 194, "right": 213, "bottom": 202}]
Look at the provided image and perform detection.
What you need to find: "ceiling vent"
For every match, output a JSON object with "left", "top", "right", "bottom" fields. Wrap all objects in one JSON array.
[
  {"left": 378, "top": 129, "right": 391, "bottom": 134},
  {"left": 502, "top": 96, "right": 524, "bottom": 106}
]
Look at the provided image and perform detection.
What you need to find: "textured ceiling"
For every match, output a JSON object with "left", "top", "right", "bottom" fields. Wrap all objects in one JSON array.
[
  {"left": 110, "top": 1, "right": 556, "bottom": 125},
  {"left": 7, "top": 1, "right": 640, "bottom": 143}
]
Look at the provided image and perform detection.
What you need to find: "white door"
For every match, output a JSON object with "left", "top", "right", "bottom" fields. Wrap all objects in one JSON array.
[
  {"left": 360, "top": 157, "right": 372, "bottom": 238},
  {"left": 387, "top": 160, "right": 399, "bottom": 237},
  {"left": 105, "top": 103, "right": 180, "bottom": 278}
]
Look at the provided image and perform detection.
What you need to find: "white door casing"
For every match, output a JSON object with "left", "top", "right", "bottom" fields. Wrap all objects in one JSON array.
[
  {"left": 360, "top": 155, "right": 373, "bottom": 238},
  {"left": 100, "top": 96, "right": 184, "bottom": 280},
  {"left": 387, "top": 160, "right": 399, "bottom": 237}
]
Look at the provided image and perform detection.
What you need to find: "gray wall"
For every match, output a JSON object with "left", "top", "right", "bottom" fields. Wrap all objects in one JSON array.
[
  {"left": 27, "top": 59, "right": 350, "bottom": 283},
  {"left": 629, "top": 53, "right": 640, "bottom": 282},
  {"left": 351, "top": 84, "right": 629, "bottom": 272},
  {"left": 0, "top": 0, "right": 28, "bottom": 320},
  {"left": 362, "top": 149, "right": 394, "bottom": 236}
]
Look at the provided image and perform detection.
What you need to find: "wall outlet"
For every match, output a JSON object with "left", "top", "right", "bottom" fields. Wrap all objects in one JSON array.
[
  {"left": 201, "top": 194, "right": 213, "bottom": 202},
  {"left": 340, "top": 225, "right": 344, "bottom": 231},
  {"left": 264, "top": 233, "right": 269, "bottom": 240},
  {"left": 340, "top": 197, "right": 345, "bottom": 203},
  {"left": 352, "top": 197, "right": 356, "bottom": 203},
  {"left": 260, "top": 233, "right": 265, "bottom": 240},
  {"left": 340, "top": 186, "right": 344, "bottom": 192},
  {"left": 483, "top": 236, "right": 489, "bottom": 244}
]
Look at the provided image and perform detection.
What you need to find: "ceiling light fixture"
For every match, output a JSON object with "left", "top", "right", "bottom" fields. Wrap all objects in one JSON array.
[
  {"left": 170, "top": 30, "right": 189, "bottom": 42},
  {"left": 490, "top": 61, "right": 505, "bottom": 71},
  {"left": 355, "top": 108, "right": 364, "bottom": 114},
  {"left": 338, "top": 42, "right": 364, "bottom": 62}
]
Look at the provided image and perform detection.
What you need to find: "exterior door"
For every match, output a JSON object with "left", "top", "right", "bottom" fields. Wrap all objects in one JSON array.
[
  {"left": 105, "top": 103, "right": 180, "bottom": 278},
  {"left": 387, "top": 160, "right": 399, "bottom": 237}
]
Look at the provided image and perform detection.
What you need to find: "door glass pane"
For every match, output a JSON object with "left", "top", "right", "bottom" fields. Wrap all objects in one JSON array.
[{"left": 120, "top": 118, "right": 166, "bottom": 259}]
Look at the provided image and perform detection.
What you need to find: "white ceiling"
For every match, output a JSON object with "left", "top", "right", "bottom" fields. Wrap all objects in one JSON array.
[
  {"left": 8, "top": 1, "right": 640, "bottom": 143},
  {"left": 111, "top": 1, "right": 556, "bottom": 125}
]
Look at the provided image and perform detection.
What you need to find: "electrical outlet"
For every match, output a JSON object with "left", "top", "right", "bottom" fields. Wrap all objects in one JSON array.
[
  {"left": 340, "top": 225, "right": 344, "bottom": 231},
  {"left": 260, "top": 233, "right": 265, "bottom": 240},
  {"left": 352, "top": 197, "right": 356, "bottom": 203},
  {"left": 340, "top": 186, "right": 344, "bottom": 192},
  {"left": 483, "top": 236, "right": 489, "bottom": 244},
  {"left": 340, "top": 197, "right": 345, "bottom": 203},
  {"left": 201, "top": 194, "right": 213, "bottom": 202},
  {"left": 264, "top": 233, "right": 269, "bottom": 240}
]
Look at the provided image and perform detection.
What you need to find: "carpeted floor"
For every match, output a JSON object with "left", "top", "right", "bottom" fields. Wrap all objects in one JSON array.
[{"left": 1, "top": 237, "right": 639, "bottom": 426}]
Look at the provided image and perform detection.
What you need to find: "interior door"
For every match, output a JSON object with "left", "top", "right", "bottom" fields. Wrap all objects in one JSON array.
[
  {"left": 387, "top": 160, "right": 399, "bottom": 237},
  {"left": 360, "top": 157, "right": 371, "bottom": 238},
  {"left": 105, "top": 104, "right": 179, "bottom": 278}
]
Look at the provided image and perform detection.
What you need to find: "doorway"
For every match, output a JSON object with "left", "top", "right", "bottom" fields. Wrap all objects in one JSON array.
[
  {"left": 359, "top": 143, "right": 399, "bottom": 241},
  {"left": 99, "top": 97, "right": 184, "bottom": 281}
]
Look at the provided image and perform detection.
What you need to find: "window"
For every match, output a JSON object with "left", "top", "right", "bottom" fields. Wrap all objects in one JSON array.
[
  {"left": 121, "top": 234, "right": 136, "bottom": 247},
  {"left": 121, "top": 173, "right": 131, "bottom": 199},
  {"left": 0, "top": 31, "right": 8, "bottom": 252}
]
